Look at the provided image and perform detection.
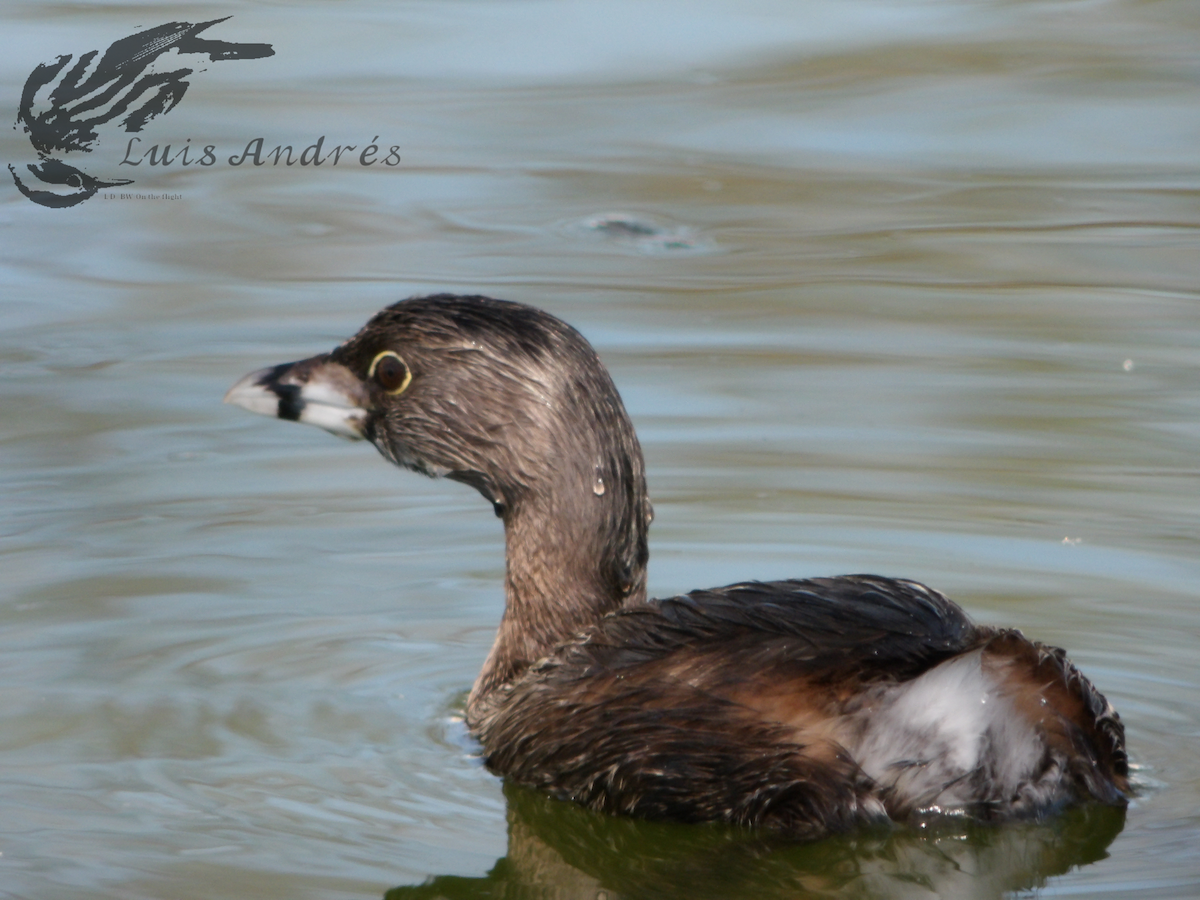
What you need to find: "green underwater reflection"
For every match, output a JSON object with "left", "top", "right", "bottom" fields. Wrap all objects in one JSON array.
[{"left": 388, "top": 782, "right": 1126, "bottom": 900}]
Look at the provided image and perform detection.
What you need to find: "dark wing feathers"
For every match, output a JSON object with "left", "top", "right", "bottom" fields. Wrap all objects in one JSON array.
[
  {"left": 477, "top": 575, "right": 1127, "bottom": 833},
  {"left": 563, "top": 575, "right": 980, "bottom": 679},
  {"left": 483, "top": 657, "right": 879, "bottom": 835},
  {"left": 478, "top": 576, "right": 981, "bottom": 833}
]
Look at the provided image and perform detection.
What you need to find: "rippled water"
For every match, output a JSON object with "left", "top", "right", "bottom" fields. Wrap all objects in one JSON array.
[{"left": 2, "top": 1, "right": 1198, "bottom": 898}]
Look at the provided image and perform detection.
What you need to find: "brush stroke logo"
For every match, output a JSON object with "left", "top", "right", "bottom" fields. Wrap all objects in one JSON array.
[{"left": 9, "top": 17, "right": 273, "bottom": 208}]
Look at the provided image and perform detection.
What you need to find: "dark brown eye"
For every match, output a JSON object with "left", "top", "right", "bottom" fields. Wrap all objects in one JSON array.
[{"left": 369, "top": 351, "right": 411, "bottom": 394}]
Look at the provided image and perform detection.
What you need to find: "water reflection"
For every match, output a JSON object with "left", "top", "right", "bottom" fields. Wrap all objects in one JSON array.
[{"left": 387, "top": 783, "right": 1125, "bottom": 900}]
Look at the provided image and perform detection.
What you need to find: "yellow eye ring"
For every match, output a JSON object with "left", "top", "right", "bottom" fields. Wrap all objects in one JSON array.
[{"left": 368, "top": 350, "right": 412, "bottom": 394}]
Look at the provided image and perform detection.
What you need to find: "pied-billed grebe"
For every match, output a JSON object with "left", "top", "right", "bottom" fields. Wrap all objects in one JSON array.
[{"left": 225, "top": 294, "right": 1128, "bottom": 838}]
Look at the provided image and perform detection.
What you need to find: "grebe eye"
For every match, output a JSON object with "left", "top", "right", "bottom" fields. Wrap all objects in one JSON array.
[{"left": 368, "top": 351, "right": 411, "bottom": 394}]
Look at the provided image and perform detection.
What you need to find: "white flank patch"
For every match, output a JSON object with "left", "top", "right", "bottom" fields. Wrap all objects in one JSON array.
[{"left": 850, "top": 650, "right": 1044, "bottom": 811}]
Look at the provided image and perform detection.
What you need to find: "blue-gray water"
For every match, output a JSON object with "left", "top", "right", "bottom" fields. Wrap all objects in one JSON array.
[{"left": 1, "top": 2, "right": 1198, "bottom": 898}]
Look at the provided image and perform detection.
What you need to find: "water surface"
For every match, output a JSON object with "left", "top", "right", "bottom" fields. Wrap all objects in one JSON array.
[{"left": 1, "top": 1, "right": 1198, "bottom": 898}]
